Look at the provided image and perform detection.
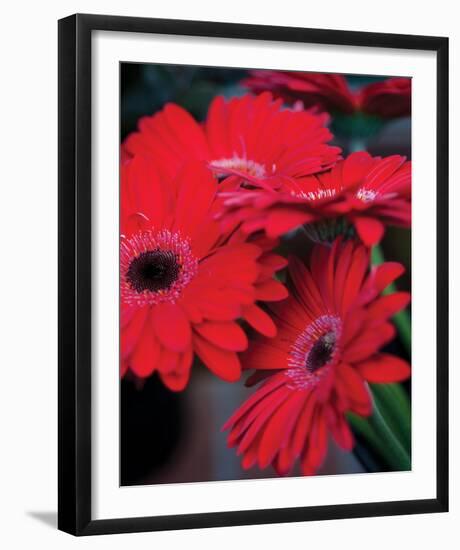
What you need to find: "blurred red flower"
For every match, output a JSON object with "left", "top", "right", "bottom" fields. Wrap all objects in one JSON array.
[
  {"left": 359, "top": 78, "right": 411, "bottom": 118},
  {"left": 223, "top": 240, "right": 410, "bottom": 475},
  {"left": 219, "top": 151, "right": 411, "bottom": 246},
  {"left": 121, "top": 156, "right": 287, "bottom": 391},
  {"left": 243, "top": 71, "right": 411, "bottom": 118},
  {"left": 122, "top": 92, "right": 341, "bottom": 188},
  {"left": 244, "top": 71, "right": 357, "bottom": 114}
]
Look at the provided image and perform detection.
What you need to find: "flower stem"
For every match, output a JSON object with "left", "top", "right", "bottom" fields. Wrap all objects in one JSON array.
[
  {"left": 371, "top": 244, "right": 411, "bottom": 356},
  {"left": 371, "top": 382, "right": 411, "bottom": 452},
  {"left": 348, "top": 388, "right": 411, "bottom": 471},
  {"left": 367, "top": 393, "right": 411, "bottom": 470}
]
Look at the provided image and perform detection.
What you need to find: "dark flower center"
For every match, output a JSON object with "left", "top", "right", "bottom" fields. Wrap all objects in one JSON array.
[
  {"left": 287, "top": 315, "right": 342, "bottom": 390},
  {"left": 306, "top": 331, "right": 336, "bottom": 372},
  {"left": 127, "top": 250, "right": 180, "bottom": 293}
]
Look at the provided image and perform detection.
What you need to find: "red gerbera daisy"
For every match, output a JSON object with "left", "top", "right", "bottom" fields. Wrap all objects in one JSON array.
[
  {"left": 358, "top": 77, "right": 411, "bottom": 119},
  {"left": 243, "top": 71, "right": 357, "bottom": 114},
  {"left": 219, "top": 151, "right": 411, "bottom": 246},
  {"left": 243, "top": 71, "right": 411, "bottom": 119},
  {"left": 122, "top": 92, "right": 341, "bottom": 188},
  {"left": 120, "top": 156, "right": 288, "bottom": 391},
  {"left": 223, "top": 240, "right": 411, "bottom": 476}
]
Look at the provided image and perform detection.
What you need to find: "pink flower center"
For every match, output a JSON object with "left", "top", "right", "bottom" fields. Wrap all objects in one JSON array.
[
  {"left": 286, "top": 314, "right": 342, "bottom": 390},
  {"left": 210, "top": 155, "right": 267, "bottom": 178},
  {"left": 120, "top": 229, "right": 198, "bottom": 307},
  {"left": 356, "top": 187, "right": 378, "bottom": 202},
  {"left": 292, "top": 188, "right": 337, "bottom": 201}
]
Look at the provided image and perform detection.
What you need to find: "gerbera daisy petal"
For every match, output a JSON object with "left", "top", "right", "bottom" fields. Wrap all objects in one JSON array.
[
  {"left": 222, "top": 373, "right": 287, "bottom": 431},
  {"left": 278, "top": 392, "right": 312, "bottom": 457},
  {"left": 265, "top": 208, "right": 313, "bottom": 237},
  {"left": 366, "top": 291, "right": 410, "bottom": 320},
  {"left": 152, "top": 302, "right": 191, "bottom": 352},
  {"left": 160, "top": 348, "right": 194, "bottom": 392},
  {"left": 121, "top": 155, "right": 170, "bottom": 233},
  {"left": 342, "top": 322, "right": 395, "bottom": 363},
  {"left": 121, "top": 304, "right": 137, "bottom": 329},
  {"left": 234, "top": 388, "right": 292, "bottom": 453},
  {"left": 300, "top": 408, "right": 328, "bottom": 474},
  {"left": 228, "top": 388, "right": 283, "bottom": 444},
  {"left": 120, "top": 360, "right": 128, "bottom": 377},
  {"left": 120, "top": 307, "right": 149, "bottom": 359},
  {"left": 353, "top": 216, "right": 385, "bottom": 246},
  {"left": 336, "top": 363, "right": 372, "bottom": 412},
  {"left": 172, "top": 161, "right": 217, "bottom": 239},
  {"left": 274, "top": 448, "right": 294, "bottom": 476},
  {"left": 257, "top": 251, "right": 289, "bottom": 272},
  {"left": 205, "top": 96, "right": 229, "bottom": 156},
  {"left": 288, "top": 256, "right": 325, "bottom": 318},
  {"left": 193, "top": 334, "right": 241, "bottom": 382},
  {"left": 358, "top": 262, "right": 405, "bottom": 305},
  {"left": 241, "top": 431, "right": 264, "bottom": 470},
  {"left": 327, "top": 408, "right": 355, "bottom": 451},
  {"left": 156, "top": 347, "right": 180, "bottom": 374},
  {"left": 255, "top": 279, "right": 289, "bottom": 301},
  {"left": 242, "top": 304, "right": 277, "bottom": 338},
  {"left": 341, "top": 244, "right": 369, "bottom": 314},
  {"left": 258, "top": 391, "right": 307, "bottom": 468},
  {"left": 356, "top": 353, "right": 411, "bottom": 383},
  {"left": 129, "top": 317, "right": 161, "bottom": 378},
  {"left": 194, "top": 321, "right": 248, "bottom": 352},
  {"left": 291, "top": 392, "right": 317, "bottom": 458},
  {"left": 364, "top": 155, "right": 406, "bottom": 189},
  {"left": 371, "top": 262, "right": 406, "bottom": 294},
  {"left": 241, "top": 340, "right": 290, "bottom": 371},
  {"left": 162, "top": 103, "right": 209, "bottom": 157},
  {"left": 341, "top": 151, "right": 375, "bottom": 188}
]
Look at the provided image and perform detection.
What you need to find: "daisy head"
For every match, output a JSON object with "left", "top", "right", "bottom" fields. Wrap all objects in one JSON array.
[
  {"left": 120, "top": 155, "right": 288, "bottom": 391},
  {"left": 223, "top": 239, "right": 410, "bottom": 475},
  {"left": 218, "top": 151, "right": 411, "bottom": 247},
  {"left": 122, "top": 92, "right": 342, "bottom": 188},
  {"left": 243, "top": 70, "right": 411, "bottom": 120}
]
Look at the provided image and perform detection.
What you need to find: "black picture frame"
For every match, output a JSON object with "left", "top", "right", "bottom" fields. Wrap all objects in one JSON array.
[{"left": 58, "top": 13, "right": 449, "bottom": 536}]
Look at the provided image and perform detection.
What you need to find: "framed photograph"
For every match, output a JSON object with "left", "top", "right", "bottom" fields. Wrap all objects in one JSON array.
[{"left": 58, "top": 13, "right": 448, "bottom": 536}]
